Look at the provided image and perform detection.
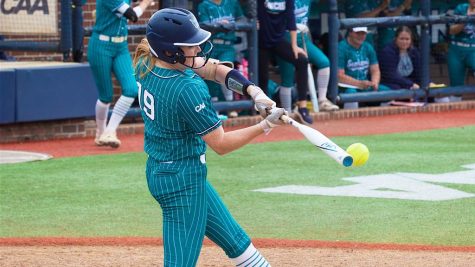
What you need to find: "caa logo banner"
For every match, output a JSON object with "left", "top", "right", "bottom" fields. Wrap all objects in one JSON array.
[
  {"left": 255, "top": 164, "right": 475, "bottom": 201},
  {"left": 0, "top": 0, "right": 57, "bottom": 34}
]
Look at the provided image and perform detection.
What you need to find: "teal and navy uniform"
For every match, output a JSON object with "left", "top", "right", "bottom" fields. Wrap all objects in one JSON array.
[
  {"left": 344, "top": 0, "right": 380, "bottom": 45},
  {"left": 338, "top": 38, "right": 390, "bottom": 93},
  {"left": 198, "top": 0, "right": 243, "bottom": 100},
  {"left": 277, "top": 0, "right": 330, "bottom": 87},
  {"left": 136, "top": 64, "right": 251, "bottom": 266},
  {"left": 448, "top": 3, "right": 475, "bottom": 86},
  {"left": 87, "top": 0, "right": 137, "bottom": 103}
]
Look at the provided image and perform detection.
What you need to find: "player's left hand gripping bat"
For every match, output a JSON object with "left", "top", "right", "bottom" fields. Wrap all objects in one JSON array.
[{"left": 281, "top": 115, "right": 353, "bottom": 167}]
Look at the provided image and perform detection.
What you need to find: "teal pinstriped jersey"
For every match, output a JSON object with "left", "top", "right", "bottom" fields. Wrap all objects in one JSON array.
[
  {"left": 93, "top": 0, "right": 130, "bottom": 36},
  {"left": 344, "top": 0, "right": 379, "bottom": 18},
  {"left": 451, "top": 4, "right": 475, "bottom": 44},
  {"left": 197, "top": 0, "right": 244, "bottom": 42},
  {"left": 136, "top": 65, "right": 221, "bottom": 162},
  {"left": 294, "top": 0, "right": 310, "bottom": 25},
  {"left": 338, "top": 39, "right": 378, "bottom": 81}
]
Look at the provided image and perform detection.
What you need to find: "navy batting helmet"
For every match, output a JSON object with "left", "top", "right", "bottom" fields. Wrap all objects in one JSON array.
[{"left": 146, "top": 8, "right": 212, "bottom": 66}]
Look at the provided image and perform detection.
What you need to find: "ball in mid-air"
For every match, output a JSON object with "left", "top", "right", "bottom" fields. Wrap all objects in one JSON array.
[{"left": 346, "top": 143, "right": 369, "bottom": 167}]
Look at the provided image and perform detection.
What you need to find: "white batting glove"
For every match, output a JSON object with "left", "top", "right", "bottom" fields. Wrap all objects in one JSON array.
[
  {"left": 259, "top": 107, "right": 286, "bottom": 134},
  {"left": 248, "top": 86, "right": 276, "bottom": 118}
]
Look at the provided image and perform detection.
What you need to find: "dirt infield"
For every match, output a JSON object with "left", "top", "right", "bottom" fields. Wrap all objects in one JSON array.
[
  {"left": 1, "top": 109, "right": 475, "bottom": 266},
  {"left": 1, "top": 110, "right": 474, "bottom": 158}
]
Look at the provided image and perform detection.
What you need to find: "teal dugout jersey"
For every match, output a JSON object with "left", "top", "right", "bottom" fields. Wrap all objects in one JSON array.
[
  {"left": 93, "top": 0, "right": 129, "bottom": 36},
  {"left": 136, "top": 65, "right": 222, "bottom": 162},
  {"left": 447, "top": 3, "right": 475, "bottom": 86},
  {"left": 451, "top": 3, "right": 475, "bottom": 45},
  {"left": 198, "top": 0, "right": 244, "bottom": 43},
  {"left": 344, "top": 0, "right": 380, "bottom": 45},
  {"left": 377, "top": 0, "right": 407, "bottom": 51},
  {"left": 338, "top": 39, "right": 378, "bottom": 81},
  {"left": 198, "top": 0, "right": 244, "bottom": 100}
]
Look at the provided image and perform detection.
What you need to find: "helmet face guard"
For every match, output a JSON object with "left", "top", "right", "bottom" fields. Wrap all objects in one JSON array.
[
  {"left": 146, "top": 8, "right": 213, "bottom": 68},
  {"left": 176, "top": 40, "right": 213, "bottom": 69}
]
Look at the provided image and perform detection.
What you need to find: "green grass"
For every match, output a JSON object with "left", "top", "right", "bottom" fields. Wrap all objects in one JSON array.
[{"left": 1, "top": 126, "right": 475, "bottom": 246}]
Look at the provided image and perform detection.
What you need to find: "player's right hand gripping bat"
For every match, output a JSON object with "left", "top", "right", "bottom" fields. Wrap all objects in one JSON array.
[{"left": 281, "top": 115, "right": 353, "bottom": 167}]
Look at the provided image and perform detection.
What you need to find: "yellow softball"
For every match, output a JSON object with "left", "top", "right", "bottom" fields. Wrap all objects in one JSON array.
[{"left": 346, "top": 143, "right": 369, "bottom": 167}]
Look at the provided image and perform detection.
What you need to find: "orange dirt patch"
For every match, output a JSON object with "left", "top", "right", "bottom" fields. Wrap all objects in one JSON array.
[{"left": 1, "top": 110, "right": 474, "bottom": 158}]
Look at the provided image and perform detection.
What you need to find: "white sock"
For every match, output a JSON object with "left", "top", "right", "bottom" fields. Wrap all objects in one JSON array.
[
  {"left": 434, "top": 97, "right": 450, "bottom": 103},
  {"left": 104, "top": 96, "right": 135, "bottom": 134},
  {"left": 449, "top": 96, "right": 462, "bottom": 102},
  {"left": 317, "top": 67, "right": 330, "bottom": 102},
  {"left": 344, "top": 102, "right": 359, "bottom": 109},
  {"left": 279, "top": 86, "right": 293, "bottom": 113},
  {"left": 221, "top": 85, "right": 234, "bottom": 101},
  {"left": 95, "top": 100, "right": 110, "bottom": 137},
  {"left": 231, "top": 243, "right": 270, "bottom": 267}
]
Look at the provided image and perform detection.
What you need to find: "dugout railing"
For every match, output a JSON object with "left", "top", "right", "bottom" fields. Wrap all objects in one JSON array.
[
  {"left": 328, "top": 0, "right": 475, "bottom": 105},
  {"left": 119, "top": 0, "right": 475, "bottom": 113}
]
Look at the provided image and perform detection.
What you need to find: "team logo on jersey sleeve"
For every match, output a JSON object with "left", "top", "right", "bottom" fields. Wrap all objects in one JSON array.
[{"left": 195, "top": 103, "right": 206, "bottom": 112}]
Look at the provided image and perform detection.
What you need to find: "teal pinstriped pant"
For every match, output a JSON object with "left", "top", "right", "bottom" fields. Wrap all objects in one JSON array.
[
  {"left": 146, "top": 156, "right": 251, "bottom": 266},
  {"left": 277, "top": 32, "right": 330, "bottom": 87},
  {"left": 447, "top": 44, "right": 475, "bottom": 86},
  {"left": 87, "top": 33, "right": 138, "bottom": 103}
]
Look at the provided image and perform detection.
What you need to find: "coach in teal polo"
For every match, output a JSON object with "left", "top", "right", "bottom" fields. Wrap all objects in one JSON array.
[{"left": 338, "top": 27, "right": 390, "bottom": 109}]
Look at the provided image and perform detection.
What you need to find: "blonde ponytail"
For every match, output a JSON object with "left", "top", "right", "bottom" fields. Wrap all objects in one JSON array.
[{"left": 133, "top": 38, "right": 157, "bottom": 78}]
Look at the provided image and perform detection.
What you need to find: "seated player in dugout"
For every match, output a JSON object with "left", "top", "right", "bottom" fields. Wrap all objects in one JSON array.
[
  {"left": 337, "top": 27, "right": 391, "bottom": 109},
  {"left": 198, "top": 0, "right": 245, "bottom": 118},
  {"left": 133, "top": 7, "right": 285, "bottom": 266}
]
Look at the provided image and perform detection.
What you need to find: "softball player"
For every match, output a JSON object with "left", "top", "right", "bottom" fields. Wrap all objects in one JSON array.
[
  {"left": 276, "top": 0, "right": 339, "bottom": 112},
  {"left": 134, "top": 8, "right": 284, "bottom": 266},
  {"left": 448, "top": 0, "right": 475, "bottom": 89},
  {"left": 88, "top": 0, "right": 153, "bottom": 148},
  {"left": 198, "top": 0, "right": 244, "bottom": 117}
]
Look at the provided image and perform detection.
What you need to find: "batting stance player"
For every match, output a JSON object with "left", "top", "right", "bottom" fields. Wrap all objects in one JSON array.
[
  {"left": 133, "top": 8, "right": 285, "bottom": 266},
  {"left": 87, "top": 0, "right": 153, "bottom": 148}
]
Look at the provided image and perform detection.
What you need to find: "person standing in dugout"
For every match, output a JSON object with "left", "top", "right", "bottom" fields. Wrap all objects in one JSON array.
[
  {"left": 258, "top": 0, "right": 314, "bottom": 124},
  {"left": 88, "top": 0, "right": 154, "bottom": 148},
  {"left": 133, "top": 8, "right": 285, "bottom": 266}
]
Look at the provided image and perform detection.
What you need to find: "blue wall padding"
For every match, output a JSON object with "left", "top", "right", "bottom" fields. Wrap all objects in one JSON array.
[
  {"left": 0, "top": 69, "right": 16, "bottom": 124},
  {"left": 15, "top": 64, "right": 98, "bottom": 122}
]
